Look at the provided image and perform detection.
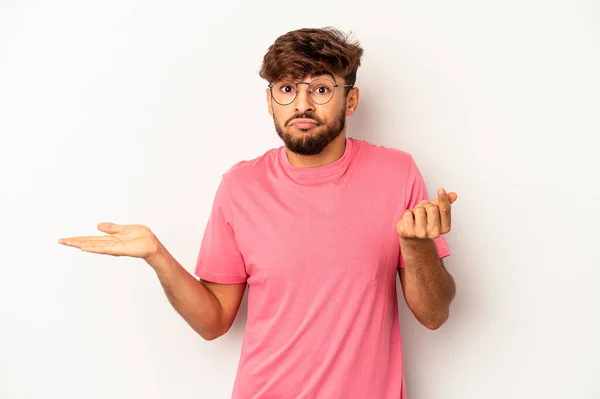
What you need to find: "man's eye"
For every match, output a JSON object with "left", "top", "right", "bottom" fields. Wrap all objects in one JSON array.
[
  {"left": 315, "top": 86, "right": 329, "bottom": 94},
  {"left": 280, "top": 85, "right": 294, "bottom": 93}
]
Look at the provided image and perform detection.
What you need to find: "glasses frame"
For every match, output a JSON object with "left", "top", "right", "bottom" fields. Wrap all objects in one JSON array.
[{"left": 268, "top": 78, "right": 354, "bottom": 106}]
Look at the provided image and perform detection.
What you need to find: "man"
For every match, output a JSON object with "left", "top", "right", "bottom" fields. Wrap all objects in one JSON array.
[{"left": 59, "top": 27, "right": 457, "bottom": 399}]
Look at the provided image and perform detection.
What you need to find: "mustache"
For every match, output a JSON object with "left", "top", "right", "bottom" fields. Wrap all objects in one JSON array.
[{"left": 285, "top": 113, "right": 322, "bottom": 126}]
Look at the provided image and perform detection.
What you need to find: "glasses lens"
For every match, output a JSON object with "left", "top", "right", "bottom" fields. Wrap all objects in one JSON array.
[
  {"left": 271, "top": 78, "right": 337, "bottom": 105},
  {"left": 309, "top": 78, "right": 335, "bottom": 104},
  {"left": 272, "top": 81, "right": 297, "bottom": 105}
]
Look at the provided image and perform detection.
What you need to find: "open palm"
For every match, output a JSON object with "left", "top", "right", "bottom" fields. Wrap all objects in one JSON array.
[{"left": 58, "top": 223, "right": 159, "bottom": 259}]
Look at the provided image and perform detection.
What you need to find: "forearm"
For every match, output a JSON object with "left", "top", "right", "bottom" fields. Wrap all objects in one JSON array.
[
  {"left": 400, "top": 237, "right": 455, "bottom": 329},
  {"left": 145, "top": 243, "right": 225, "bottom": 340}
]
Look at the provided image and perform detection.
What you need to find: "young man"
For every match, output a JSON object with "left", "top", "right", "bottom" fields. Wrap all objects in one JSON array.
[{"left": 59, "top": 27, "right": 457, "bottom": 399}]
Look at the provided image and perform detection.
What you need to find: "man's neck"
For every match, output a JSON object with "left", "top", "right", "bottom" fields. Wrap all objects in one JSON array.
[{"left": 285, "top": 133, "right": 347, "bottom": 168}]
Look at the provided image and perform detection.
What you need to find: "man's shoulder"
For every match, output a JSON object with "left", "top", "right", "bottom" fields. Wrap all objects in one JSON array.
[
  {"left": 221, "top": 146, "right": 279, "bottom": 183},
  {"left": 353, "top": 138, "right": 415, "bottom": 170}
]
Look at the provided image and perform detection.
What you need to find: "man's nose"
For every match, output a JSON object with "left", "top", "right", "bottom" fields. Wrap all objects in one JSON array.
[{"left": 294, "top": 83, "right": 315, "bottom": 114}]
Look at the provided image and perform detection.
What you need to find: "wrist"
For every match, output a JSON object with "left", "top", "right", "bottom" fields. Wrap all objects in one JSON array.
[
  {"left": 399, "top": 237, "right": 437, "bottom": 262},
  {"left": 144, "top": 238, "right": 168, "bottom": 269},
  {"left": 399, "top": 236, "right": 434, "bottom": 249}
]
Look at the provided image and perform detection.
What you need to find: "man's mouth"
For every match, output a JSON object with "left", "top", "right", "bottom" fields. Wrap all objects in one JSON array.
[{"left": 289, "top": 118, "right": 319, "bottom": 129}]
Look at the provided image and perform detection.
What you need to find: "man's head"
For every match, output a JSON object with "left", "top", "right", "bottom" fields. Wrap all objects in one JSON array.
[{"left": 260, "top": 27, "right": 363, "bottom": 156}]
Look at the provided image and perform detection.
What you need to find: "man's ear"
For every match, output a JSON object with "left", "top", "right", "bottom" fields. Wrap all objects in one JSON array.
[
  {"left": 346, "top": 87, "right": 360, "bottom": 116},
  {"left": 266, "top": 89, "right": 274, "bottom": 116}
]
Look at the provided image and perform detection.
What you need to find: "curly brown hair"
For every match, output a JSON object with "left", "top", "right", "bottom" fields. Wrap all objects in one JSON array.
[{"left": 259, "top": 27, "right": 364, "bottom": 88}]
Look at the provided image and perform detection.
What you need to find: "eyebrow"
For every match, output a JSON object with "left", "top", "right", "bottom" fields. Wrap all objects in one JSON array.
[
  {"left": 275, "top": 72, "right": 337, "bottom": 84},
  {"left": 309, "top": 71, "right": 336, "bottom": 82}
]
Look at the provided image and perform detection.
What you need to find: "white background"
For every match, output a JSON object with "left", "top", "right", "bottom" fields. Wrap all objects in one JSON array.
[{"left": 1, "top": 1, "right": 599, "bottom": 398}]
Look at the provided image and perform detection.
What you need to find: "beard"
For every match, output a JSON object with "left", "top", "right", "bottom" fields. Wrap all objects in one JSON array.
[{"left": 273, "top": 105, "right": 346, "bottom": 156}]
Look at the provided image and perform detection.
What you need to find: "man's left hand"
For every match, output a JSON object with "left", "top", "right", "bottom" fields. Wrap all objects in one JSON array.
[{"left": 397, "top": 188, "right": 458, "bottom": 240}]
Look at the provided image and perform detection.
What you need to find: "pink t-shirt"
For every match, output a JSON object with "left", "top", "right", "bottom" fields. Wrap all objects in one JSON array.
[{"left": 195, "top": 137, "right": 451, "bottom": 398}]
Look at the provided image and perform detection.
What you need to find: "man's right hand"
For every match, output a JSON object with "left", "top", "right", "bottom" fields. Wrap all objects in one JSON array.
[
  {"left": 58, "top": 221, "right": 246, "bottom": 340},
  {"left": 58, "top": 223, "right": 161, "bottom": 261}
]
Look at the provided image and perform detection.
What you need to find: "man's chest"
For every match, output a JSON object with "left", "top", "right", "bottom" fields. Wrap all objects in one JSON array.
[{"left": 231, "top": 182, "right": 403, "bottom": 286}]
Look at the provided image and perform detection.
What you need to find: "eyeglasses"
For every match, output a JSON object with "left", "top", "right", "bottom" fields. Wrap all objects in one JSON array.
[{"left": 268, "top": 77, "right": 354, "bottom": 106}]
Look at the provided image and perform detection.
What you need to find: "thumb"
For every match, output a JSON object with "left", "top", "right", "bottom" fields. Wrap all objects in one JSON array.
[{"left": 97, "top": 222, "right": 125, "bottom": 234}]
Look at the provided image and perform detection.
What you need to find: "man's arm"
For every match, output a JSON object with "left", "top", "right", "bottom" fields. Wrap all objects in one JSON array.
[
  {"left": 58, "top": 222, "right": 246, "bottom": 341},
  {"left": 148, "top": 242, "right": 246, "bottom": 340},
  {"left": 396, "top": 188, "right": 458, "bottom": 330},
  {"left": 398, "top": 238, "right": 455, "bottom": 330}
]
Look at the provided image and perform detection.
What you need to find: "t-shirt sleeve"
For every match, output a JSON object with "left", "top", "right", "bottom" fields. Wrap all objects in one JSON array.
[
  {"left": 398, "top": 156, "right": 452, "bottom": 269},
  {"left": 194, "top": 174, "right": 248, "bottom": 284}
]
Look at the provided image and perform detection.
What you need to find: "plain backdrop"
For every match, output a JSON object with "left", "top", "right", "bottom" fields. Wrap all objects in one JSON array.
[{"left": 1, "top": 1, "right": 599, "bottom": 398}]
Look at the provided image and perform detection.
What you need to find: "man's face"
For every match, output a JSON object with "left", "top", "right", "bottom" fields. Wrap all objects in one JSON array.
[{"left": 267, "top": 73, "right": 357, "bottom": 156}]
